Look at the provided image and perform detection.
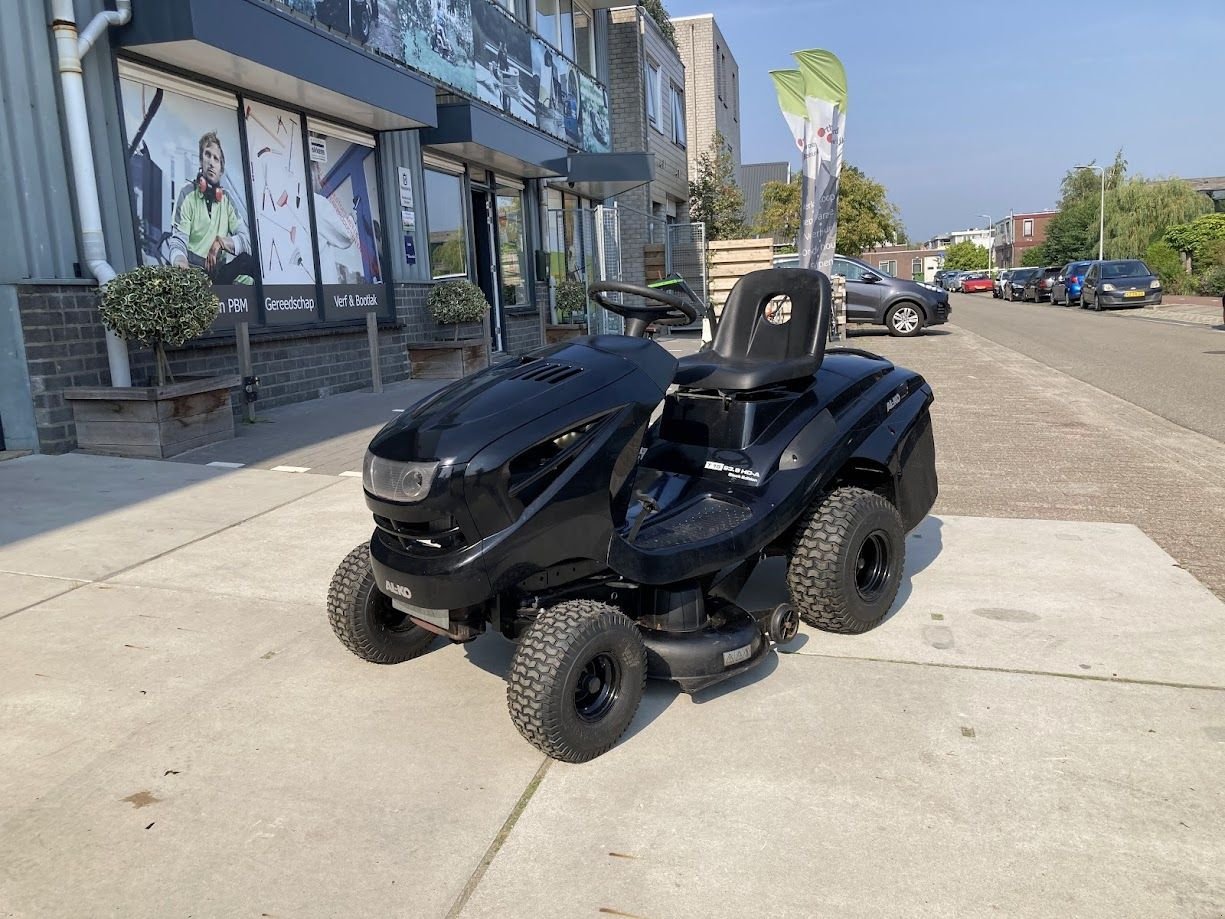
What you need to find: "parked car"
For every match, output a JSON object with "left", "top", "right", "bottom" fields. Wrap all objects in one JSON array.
[
  {"left": 832, "top": 254, "right": 952, "bottom": 336},
  {"left": 1021, "top": 266, "right": 1061, "bottom": 302},
  {"left": 1051, "top": 261, "right": 1094, "bottom": 306},
  {"left": 961, "top": 272, "right": 994, "bottom": 293},
  {"left": 1004, "top": 268, "right": 1039, "bottom": 301},
  {"left": 1080, "top": 259, "right": 1162, "bottom": 310},
  {"left": 933, "top": 269, "right": 959, "bottom": 290},
  {"left": 993, "top": 269, "right": 1015, "bottom": 299}
]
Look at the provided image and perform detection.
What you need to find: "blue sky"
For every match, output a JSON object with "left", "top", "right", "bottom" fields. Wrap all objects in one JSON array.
[{"left": 665, "top": 0, "right": 1225, "bottom": 241}]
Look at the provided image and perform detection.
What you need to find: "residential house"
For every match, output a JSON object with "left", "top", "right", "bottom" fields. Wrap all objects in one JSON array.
[
  {"left": 992, "top": 211, "right": 1057, "bottom": 268},
  {"left": 672, "top": 14, "right": 741, "bottom": 180}
]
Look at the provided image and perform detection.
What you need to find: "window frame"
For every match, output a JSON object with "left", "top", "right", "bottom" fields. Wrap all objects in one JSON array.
[
  {"left": 670, "top": 82, "right": 687, "bottom": 147},
  {"left": 645, "top": 59, "right": 662, "bottom": 129}
]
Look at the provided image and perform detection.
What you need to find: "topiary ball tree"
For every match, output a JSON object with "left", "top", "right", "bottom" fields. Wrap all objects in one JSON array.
[
  {"left": 428, "top": 279, "right": 490, "bottom": 340},
  {"left": 554, "top": 279, "right": 587, "bottom": 323},
  {"left": 97, "top": 265, "right": 220, "bottom": 386}
]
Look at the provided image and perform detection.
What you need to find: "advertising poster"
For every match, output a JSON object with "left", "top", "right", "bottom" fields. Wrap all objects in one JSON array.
[
  {"left": 308, "top": 126, "right": 388, "bottom": 320},
  {"left": 244, "top": 99, "right": 320, "bottom": 325},
  {"left": 119, "top": 73, "right": 255, "bottom": 329},
  {"left": 532, "top": 40, "right": 580, "bottom": 146},
  {"left": 578, "top": 72, "right": 611, "bottom": 154},
  {"left": 473, "top": 2, "right": 535, "bottom": 122},
  {"left": 401, "top": 0, "right": 476, "bottom": 96}
]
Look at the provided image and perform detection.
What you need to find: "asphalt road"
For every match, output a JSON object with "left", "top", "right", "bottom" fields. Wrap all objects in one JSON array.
[{"left": 946, "top": 293, "right": 1225, "bottom": 443}]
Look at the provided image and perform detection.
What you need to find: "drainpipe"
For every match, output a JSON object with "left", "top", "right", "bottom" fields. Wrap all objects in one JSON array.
[{"left": 51, "top": 0, "right": 133, "bottom": 387}]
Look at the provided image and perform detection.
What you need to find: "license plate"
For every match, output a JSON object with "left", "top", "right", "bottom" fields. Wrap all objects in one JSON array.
[
  {"left": 391, "top": 598, "right": 449, "bottom": 629},
  {"left": 1124, "top": 290, "right": 1145, "bottom": 298}
]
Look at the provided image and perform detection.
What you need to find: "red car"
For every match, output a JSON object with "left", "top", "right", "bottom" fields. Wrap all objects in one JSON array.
[{"left": 960, "top": 273, "right": 995, "bottom": 293}]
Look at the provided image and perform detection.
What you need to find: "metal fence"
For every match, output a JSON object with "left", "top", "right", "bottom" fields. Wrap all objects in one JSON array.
[{"left": 544, "top": 205, "right": 709, "bottom": 337}]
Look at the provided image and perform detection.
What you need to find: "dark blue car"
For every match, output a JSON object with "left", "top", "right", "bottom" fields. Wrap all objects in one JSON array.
[{"left": 1051, "top": 261, "right": 1094, "bottom": 306}]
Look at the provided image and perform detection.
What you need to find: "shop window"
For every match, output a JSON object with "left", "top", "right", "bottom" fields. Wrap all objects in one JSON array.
[
  {"left": 424, "top": 169, "right": 469, "bottom": 278},
  {"left": 307, "top": 120, "right": 386, "bottom": 321},
  {"left": 118, "top": 62, "right": 396, "bottom": 333},
  {"left": 244, "top": 99, "right": 320, "bottom": 325},
  {"left": 117, "top": 65, "right": 257, "bottom": 330},
  {"left": 573, "top": 2, "right": 594, "bottom": 74}
]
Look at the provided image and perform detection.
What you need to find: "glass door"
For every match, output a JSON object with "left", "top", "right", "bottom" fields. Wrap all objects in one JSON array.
[{"left": 495, "top": 187, "right": 529, "bottom": 319}]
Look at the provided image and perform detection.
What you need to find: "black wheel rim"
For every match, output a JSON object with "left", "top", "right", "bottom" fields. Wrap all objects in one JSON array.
[
  {"left": 574, "top": 652, "right": 621, "bottom": 723},
  {"left": 854, "top": 531, "right": 891, "bottom": 602},
  {"left": 368, "top": 589, "right": 416, "bottom": 635}
]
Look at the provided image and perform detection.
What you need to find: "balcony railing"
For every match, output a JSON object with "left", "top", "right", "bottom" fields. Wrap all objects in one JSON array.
[{"left": 267, "top": 0, "right": 611, "bottom": 154}]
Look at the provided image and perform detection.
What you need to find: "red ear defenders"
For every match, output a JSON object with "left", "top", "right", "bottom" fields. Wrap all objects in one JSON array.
[{"left": 196, "top": 173, "right": 224, "bottom": 203}]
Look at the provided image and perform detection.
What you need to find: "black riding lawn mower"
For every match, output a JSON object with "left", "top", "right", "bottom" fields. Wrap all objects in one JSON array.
[{"left": 327, "top": 267, "right": 938, "bottom": 763}]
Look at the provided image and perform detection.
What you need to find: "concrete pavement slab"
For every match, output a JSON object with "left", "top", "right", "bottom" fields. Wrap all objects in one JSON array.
[
  {"left": 0, "top": 572, "right": 86, "bottom": 616},
  {"left": 0, "top": 587, "right": 542, "bottom": 919},
  {"left": 0, "top": 454, "right": 336, "bottom": 582},
  {"left": 458, "top": 657, "right": 1225, "bottom": 919},
  {"left": 0, "top": 581, "right": 324, "bottom": 814},
  {"left": 739, "top": 516, "right": 1225, "bottom": 689},
  {"left": 111, "top": 476, "right": 371, "bottom": 608}
]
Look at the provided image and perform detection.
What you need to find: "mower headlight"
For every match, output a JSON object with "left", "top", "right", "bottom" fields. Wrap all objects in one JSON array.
[
  {"left": 1101, "top": 283, "right": 1116, "bottom": 292},
  {"left": 363, "top": 452, "right": 439, "bottom": 503},
  {"left": 1150, "top": 279, "right": 1162, "bottom": 289}
]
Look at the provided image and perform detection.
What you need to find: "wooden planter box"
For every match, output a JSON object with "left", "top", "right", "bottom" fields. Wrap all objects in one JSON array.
[
  {"left": 64, "top": 375, "right": 239, "bottom": 459},
  {"left": 408, "top": 339, "right": 489, "bottom": 380},
  {"left": 545, "top": 323, "right": 589, "bottom": 344}
]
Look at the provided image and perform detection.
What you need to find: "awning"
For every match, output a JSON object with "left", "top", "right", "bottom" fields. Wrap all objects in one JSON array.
[
  {"left": 115, "top": 0, "right": 436, "bottom": 131},
  {"left": 545, "top": 153, "right": 656, "bottom": 200},
  {"left": 422, "top": 104, "right": 569, "bottom": 179}
]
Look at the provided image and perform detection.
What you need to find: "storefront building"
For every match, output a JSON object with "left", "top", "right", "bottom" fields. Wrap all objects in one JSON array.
[{"left": 0, "top": 0, "right": 652, "bottom": 453}]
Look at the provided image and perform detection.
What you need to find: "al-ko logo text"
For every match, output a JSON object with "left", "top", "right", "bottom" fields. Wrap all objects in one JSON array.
[{"left": 384, "top": 580, "right": 412, "bottom": 600}]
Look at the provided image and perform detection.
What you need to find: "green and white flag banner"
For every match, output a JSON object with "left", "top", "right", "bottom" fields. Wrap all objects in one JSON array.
[{"left": 790, "top": 50, "right": 848, "bottom": 276}]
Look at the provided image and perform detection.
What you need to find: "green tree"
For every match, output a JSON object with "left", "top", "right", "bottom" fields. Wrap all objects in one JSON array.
[
  {"left": 1020, "top": 247, "right": 1046, "bottom": 267},
  {"left": 1105, "top": 178, "right": 1211, "bottom": 260},
  {"left": 1041, "top": 151, "right": 1128, "bottom": 264},
  {"left": 752, "top": 164, "right": 905, "bottom": 254},
  {"left": 943, "top": 241, "right": 989, "bottom": 271},
  {"left": 752, "top": 175, "right": 801, "bottom": 247},
  {"left": 1144, "top": 240, "right": 1191, "bottom": 295},
  {"left": 1163, "top": 212, "right": 1225, "bottom": 271},
  {"left": 640, "top": 0, "right": 676, "bottom": 49},
  {"left": 689, "top": 132, "right": 746, "bottom": 240},
  {"left": 836, "top": 164, "right": 905, "bottom": 255}
]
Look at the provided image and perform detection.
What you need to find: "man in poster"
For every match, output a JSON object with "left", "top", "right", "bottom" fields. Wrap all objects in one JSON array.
[{"left": 166, "top": 131, "right": 257, "bottom": 285}]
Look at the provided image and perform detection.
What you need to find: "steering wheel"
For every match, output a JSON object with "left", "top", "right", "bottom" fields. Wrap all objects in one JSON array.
[{"left": 588, "top": 280, "right": 699, "bottom": 338}]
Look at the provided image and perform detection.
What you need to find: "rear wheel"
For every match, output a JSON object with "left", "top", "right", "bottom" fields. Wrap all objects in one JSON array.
[
  {"left": 787, "top": 487, "right": 905, "bottom": 634},
  {"left": 327, "top": 542, "right": 436, "bottom": 664},
  {"left": 886, "top": 303, "right": 924, "bottom": 337},
  {"left": 507, "top": 600, "right": 647, "bottom": 763}
]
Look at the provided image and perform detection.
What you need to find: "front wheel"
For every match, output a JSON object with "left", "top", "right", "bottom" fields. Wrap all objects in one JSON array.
[
  {"left": 507, "top": 600, "right": 647, "bottom": 763},
  {"left": 327, "top": 542, "right": 436, "bottom": 664},
  {"left": 787, "top": 487, "right": 906, "bottom": 634},
  {"left": 886, "top": 303, "right": 924, "bottom": 337}
]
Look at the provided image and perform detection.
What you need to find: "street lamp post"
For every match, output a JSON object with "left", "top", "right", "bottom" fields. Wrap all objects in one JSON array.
[
  {"left": 978, "top": 213, "right": 993, "bottom": 271},
  {"left": 1075, "top": 164, "right": 1105, "bottom": 261}
]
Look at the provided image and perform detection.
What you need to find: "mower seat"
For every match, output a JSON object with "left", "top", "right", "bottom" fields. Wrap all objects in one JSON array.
[{"left": 674, "top": 268, "right": 831, "bottom": 391}]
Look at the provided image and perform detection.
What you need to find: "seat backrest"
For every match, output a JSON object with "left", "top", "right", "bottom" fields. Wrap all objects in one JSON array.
[{"left": 711, "top": 268, "right": 831, "bottom": 366}]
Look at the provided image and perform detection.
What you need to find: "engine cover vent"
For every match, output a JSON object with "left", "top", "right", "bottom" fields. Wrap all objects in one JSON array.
[{"left": 508, "top": 361, "right": 584, "bottom": 385}]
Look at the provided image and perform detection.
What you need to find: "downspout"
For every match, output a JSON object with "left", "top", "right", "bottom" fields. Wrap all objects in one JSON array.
[{"left": 51, "top": 0, "right": 133, "bottom": 387}]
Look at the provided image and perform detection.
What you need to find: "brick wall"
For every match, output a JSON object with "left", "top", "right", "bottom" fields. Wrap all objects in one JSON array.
[
  {"left": 16, "top": 284, "right": 112, "bottom": 454},
  {"left": 14, "top": 281, "right": 454, "bottom": 454},
  {"left": 504, "top": 310, "right": 543, "bottom": 355}
]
